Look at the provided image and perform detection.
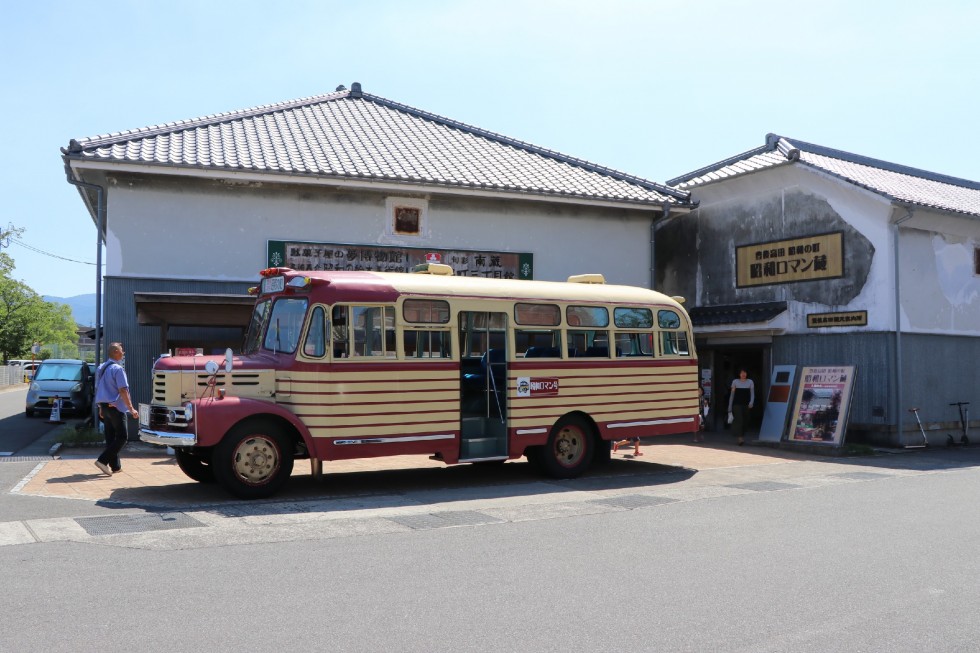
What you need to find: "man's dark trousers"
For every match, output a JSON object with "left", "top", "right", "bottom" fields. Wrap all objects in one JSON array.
[{"left": 97, "top": 405, "right": 127, "bottom": 472}]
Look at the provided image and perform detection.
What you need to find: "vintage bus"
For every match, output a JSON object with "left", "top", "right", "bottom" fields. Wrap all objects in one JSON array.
[{"left": 139, "top": 265, "right": 700, "bottom": 498}]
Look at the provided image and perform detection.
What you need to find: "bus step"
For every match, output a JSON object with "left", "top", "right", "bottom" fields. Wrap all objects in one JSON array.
[
  {"left": 461, "top": 437, "right": 506, "bottom": 459},
  {"left": 459, "top": 456, "right": 508, "bottom": 463}
]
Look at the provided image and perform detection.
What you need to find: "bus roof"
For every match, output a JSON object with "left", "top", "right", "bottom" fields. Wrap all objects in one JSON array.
[{"left": 269, "top": 269, "right": 687, "bottom": 311}]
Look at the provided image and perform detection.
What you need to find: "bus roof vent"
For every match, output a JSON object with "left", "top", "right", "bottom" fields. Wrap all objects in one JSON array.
[
  {"left": 411, "top": 262, "right": 454, "bottom": 276},
  {"left": 567, "top": 274, "right": 606, "bottom": 284},
  {"left": 671, "top": 295, "right": 686, "bottom": 304}
]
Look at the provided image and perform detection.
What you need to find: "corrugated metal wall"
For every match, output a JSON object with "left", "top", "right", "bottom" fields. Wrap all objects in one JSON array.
[
  {"left": 773, "top": 333, "right": 894, "bottom": 426},
  {"left": 103, "top": 276, "right": 254, "bottom": 415},
  {"left": 774, "top": 332, "right": 979, "bottom": 438}
]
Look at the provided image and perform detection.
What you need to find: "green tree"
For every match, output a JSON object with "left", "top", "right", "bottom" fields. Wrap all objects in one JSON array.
[{"left": 0, "top": 251, "right": 79, "bottom": 363}]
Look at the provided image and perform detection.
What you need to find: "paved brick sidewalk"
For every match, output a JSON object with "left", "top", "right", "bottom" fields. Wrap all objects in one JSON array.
[{"left": 15, "top": 434, "right": 807, "bottom": 505}]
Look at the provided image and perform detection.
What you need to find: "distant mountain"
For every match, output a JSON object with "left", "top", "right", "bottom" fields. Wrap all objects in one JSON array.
[{"left": 43, "top": 294, "right": 98, "bottom": 327}]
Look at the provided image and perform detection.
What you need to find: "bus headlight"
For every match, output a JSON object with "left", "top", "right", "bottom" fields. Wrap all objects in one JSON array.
[{"left": 184, "top": 402, "right": 194, "bottom": 422}]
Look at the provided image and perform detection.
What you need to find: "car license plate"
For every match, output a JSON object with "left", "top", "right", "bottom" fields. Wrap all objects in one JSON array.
[{"left": 139, "top": 404, "right": 150, "bottom": 427}]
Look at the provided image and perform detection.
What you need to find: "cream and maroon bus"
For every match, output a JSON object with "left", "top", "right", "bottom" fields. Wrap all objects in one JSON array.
[{"left": 139, "top": 265, "right": 699, "bottom": 499}]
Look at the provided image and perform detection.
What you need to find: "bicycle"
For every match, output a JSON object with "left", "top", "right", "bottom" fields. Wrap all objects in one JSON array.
[{"left": 947, "top": 402, "right": 971, "bottom": 447}]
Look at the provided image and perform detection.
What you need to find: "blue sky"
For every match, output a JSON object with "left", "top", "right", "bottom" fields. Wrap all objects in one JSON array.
[{"left": 3, "top": 0, "right": 979, "bottom": 299}]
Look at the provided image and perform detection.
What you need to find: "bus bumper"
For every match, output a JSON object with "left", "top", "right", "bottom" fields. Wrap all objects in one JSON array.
[{"left": 139, "top": 428, "right": 197, "bottom": 448}]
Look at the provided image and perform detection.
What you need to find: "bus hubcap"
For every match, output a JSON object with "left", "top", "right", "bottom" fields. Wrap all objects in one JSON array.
[
  {"left": 233, "top": 436, "right": 279, "bottom": 483},
  {"left": 555, "top": 427, "right": 583, "bottom": 466}
]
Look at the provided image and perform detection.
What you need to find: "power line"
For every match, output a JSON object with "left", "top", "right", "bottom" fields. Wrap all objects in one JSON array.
[{"left": 8, "top": 238, "right": 102, "bottom": 266}]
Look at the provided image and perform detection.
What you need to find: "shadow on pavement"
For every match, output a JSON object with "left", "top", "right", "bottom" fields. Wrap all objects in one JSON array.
[{"left": 96, "top": 456, "right": 698, "bottom": 513}]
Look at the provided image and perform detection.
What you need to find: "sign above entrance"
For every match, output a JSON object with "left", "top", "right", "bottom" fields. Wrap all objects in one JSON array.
[
  {"left": 736, "top": 231, "right": 844, "bottom": 288},
  {"left": 807, "top": 310, "right": 867, "bottom": 328},
  {"left": 267, "top": 241, "right": 533, "bottom": 280}
]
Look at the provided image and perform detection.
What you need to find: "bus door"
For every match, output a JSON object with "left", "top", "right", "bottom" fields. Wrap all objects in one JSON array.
[{"left": 458, "top": 311, "right": 508, "bottom": 459}]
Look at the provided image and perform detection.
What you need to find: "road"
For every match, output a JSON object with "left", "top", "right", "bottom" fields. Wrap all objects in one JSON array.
[
  {"left": 1, "top": 435, "right": 979, "bottom": 652},
  {"left": 0, "top": 384, "right": 69, "bottom": 455}
]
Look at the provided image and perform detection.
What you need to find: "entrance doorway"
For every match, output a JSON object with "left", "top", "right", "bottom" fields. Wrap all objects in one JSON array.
[
  {"left": 458, "top": 311, "right": 509, "bottom": 460},
  {"left": 699, "top": 345, "right": 768, "bottom": 433}
]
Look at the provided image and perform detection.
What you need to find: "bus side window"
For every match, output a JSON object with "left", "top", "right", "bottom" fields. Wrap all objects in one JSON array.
[
  {"left": 331, "top": 305, "right": 349, "bottom": 358},
  {"left": 352, "top": 306, "right": 396, "bottom": 358},
  {"left": 614, "top": 332, "right": 653, "bottom": 357},
  {"left": 304, "top": 306, "right": 327, "bottom": 358},
  {"left": 516, "top": 330, "right": 560, "bottom": 358},
  {"left": 662, "top": 331, "right": 690, "bottom": 356},
  {"left": 405, "top": 329, "right": 452, "bottom": 358}
]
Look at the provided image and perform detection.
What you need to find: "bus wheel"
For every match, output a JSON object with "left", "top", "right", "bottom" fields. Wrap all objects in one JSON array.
[
  {"left": 174, "top": 448, "right": 215, "bottom": 484},
  {"left": 593, "top": 437, "right": 612, "bottom": 466},
  {"left": 540, "top": 415, "right": 594, "bottom": 479},
  {"left": 213, "top": 421, "right": 294, "bottom": 499}
]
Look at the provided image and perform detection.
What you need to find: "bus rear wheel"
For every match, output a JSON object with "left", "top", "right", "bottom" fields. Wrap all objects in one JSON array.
[
  {"left": 213, "top": 421, "right": 293, "bottom": 499},
  {"left": 174, "top": 448, "right": 215, "bottom": 483},
  {"left": 540, "top": 415, "right": 594, "bottom": 479}
]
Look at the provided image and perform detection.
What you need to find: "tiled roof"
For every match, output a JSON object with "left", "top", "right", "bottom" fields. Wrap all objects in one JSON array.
[
  {"left": 688, "top": 301, "right": 787, "bottom": 327},
  {"left": 64, "top": 83, "right": 690, "bottom": 208},
  {"left": 668, "top": 134, "right": 980, "bottom": 218}
]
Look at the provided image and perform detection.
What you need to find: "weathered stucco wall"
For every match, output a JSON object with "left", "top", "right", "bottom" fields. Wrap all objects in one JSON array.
[
  {"left": 656, "top": 165, "right": 894, "bottom": 333},
  {"left": 104, "top": 174, "right": 656, "bottom": 287},
  {"left": 898, "top": 223, "right": 980, "bottom": 336}
]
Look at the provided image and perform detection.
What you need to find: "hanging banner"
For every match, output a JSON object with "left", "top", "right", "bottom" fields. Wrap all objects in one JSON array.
[
  {"left": 787, "top": 366, "right": 857, "bottom": 446},
  {"left": 267, "top": 240, "right": 533, "bottom": 280}
]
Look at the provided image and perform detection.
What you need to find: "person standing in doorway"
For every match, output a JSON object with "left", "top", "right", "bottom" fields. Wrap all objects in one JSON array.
[
  {"left": 93, "top": 342, "right": 138, "bottom": 476},
  {"left": 727, "top": 368, "right": 755, "bottom": 446}
]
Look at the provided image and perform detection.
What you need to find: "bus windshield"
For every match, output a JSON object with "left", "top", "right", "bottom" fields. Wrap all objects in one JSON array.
[
  {"left": 243, "top": 300, "right": 272, "bottom": 354},
  {"left": 262, "top": 298, "right": 309, "bottom": 354}
]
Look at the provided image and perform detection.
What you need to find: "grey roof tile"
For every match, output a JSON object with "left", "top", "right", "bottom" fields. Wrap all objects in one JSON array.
[
  {"left": 65, "top": 85, "right": 689, "bottom": 208},
  {"left": 668, "top": 134, "right": 980, "bottom": 218}
]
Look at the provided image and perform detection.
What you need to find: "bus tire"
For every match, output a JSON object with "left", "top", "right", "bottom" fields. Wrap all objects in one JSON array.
[
  {"left": 174, "top": 448, "right": 215, "bottom": 484},
  {"left": 213, "top": 420, "right": 293, "bottom": 499},
  {"left": 540, "top": 415, "right": 594, "bottom": 479},
  {"left": 593, "top": 436, "right": 612, "bottom": 466},
  {"left": 525, "top": 445, "right": 544, "bottom": 470}
]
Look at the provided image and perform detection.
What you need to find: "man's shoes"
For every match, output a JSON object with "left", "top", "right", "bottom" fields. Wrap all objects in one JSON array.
[
  {"left": 94, "top": 461, "right": 112, "bottom": 476},
  {"left": 111, "top": 468, "right": 122, "bottom": 474}
]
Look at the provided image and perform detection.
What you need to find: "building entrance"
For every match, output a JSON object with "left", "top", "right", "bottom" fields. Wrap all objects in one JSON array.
[{"left": 697, "top": 344, "right": 768, "bottom": 434}]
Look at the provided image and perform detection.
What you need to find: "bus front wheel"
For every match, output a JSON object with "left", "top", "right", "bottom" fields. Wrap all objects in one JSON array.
[
  {"left": 175, "top": 448, "right": 215, "bottom": 483},
  {"left": 540, "top": 415, "right": 594, "bottom": 479},
  {"left": 213, "top": 421, "right": 293, "bottom": 499}
]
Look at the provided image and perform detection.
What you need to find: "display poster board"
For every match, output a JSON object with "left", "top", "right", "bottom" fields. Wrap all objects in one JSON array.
[
  {"left": 758, "top": 365, "right": 797, "bottom": 442},
  {"left": 787, "top": 366, "right": 857, "bottom": 446}
]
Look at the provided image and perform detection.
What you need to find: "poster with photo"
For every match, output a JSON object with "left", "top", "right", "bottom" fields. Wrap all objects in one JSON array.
[{"left": 787, "top": 366, "right": 857, "bottom": 446}]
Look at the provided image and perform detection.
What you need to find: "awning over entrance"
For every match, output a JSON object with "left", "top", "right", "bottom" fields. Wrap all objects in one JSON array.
[
  {"left": 689, "top": 301, "right": 788, "bottom": 328},
  {"left": 134, "top": 293, "right": 255, "bottom": 353},
  {"left": 134, "top": 293, "right": 254, "bottom": 328}
]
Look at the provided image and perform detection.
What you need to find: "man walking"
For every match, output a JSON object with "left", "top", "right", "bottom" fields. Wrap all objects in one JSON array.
[{"left": 93, "top": 342, "right": 138, "bottom": 476}]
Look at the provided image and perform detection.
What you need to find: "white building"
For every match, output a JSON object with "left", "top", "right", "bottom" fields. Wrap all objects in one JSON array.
[
  {"left": 663, "top": 134, "right": 980, "bottom": 445},
  {"left": 63, "top": 82, "right": 692, "bottom": 410}
]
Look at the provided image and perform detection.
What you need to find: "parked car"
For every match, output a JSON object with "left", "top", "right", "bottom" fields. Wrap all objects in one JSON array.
[
  {"left": 25, "top": 359, "right": 94, "bottom": 417},
  {"left": 21, "top": 362, "right": 40, "bottom": 383}
]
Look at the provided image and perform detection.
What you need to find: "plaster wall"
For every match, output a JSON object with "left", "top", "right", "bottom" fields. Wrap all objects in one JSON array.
[
  {"left": 104, "top": 175, "right": 655, "bottom": 287},
  {"left": 657, "top": 165, "right": 896, "bottom": 333},
  {"left": 898, "top": 219, "right": 980, "bottom": 336}
]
